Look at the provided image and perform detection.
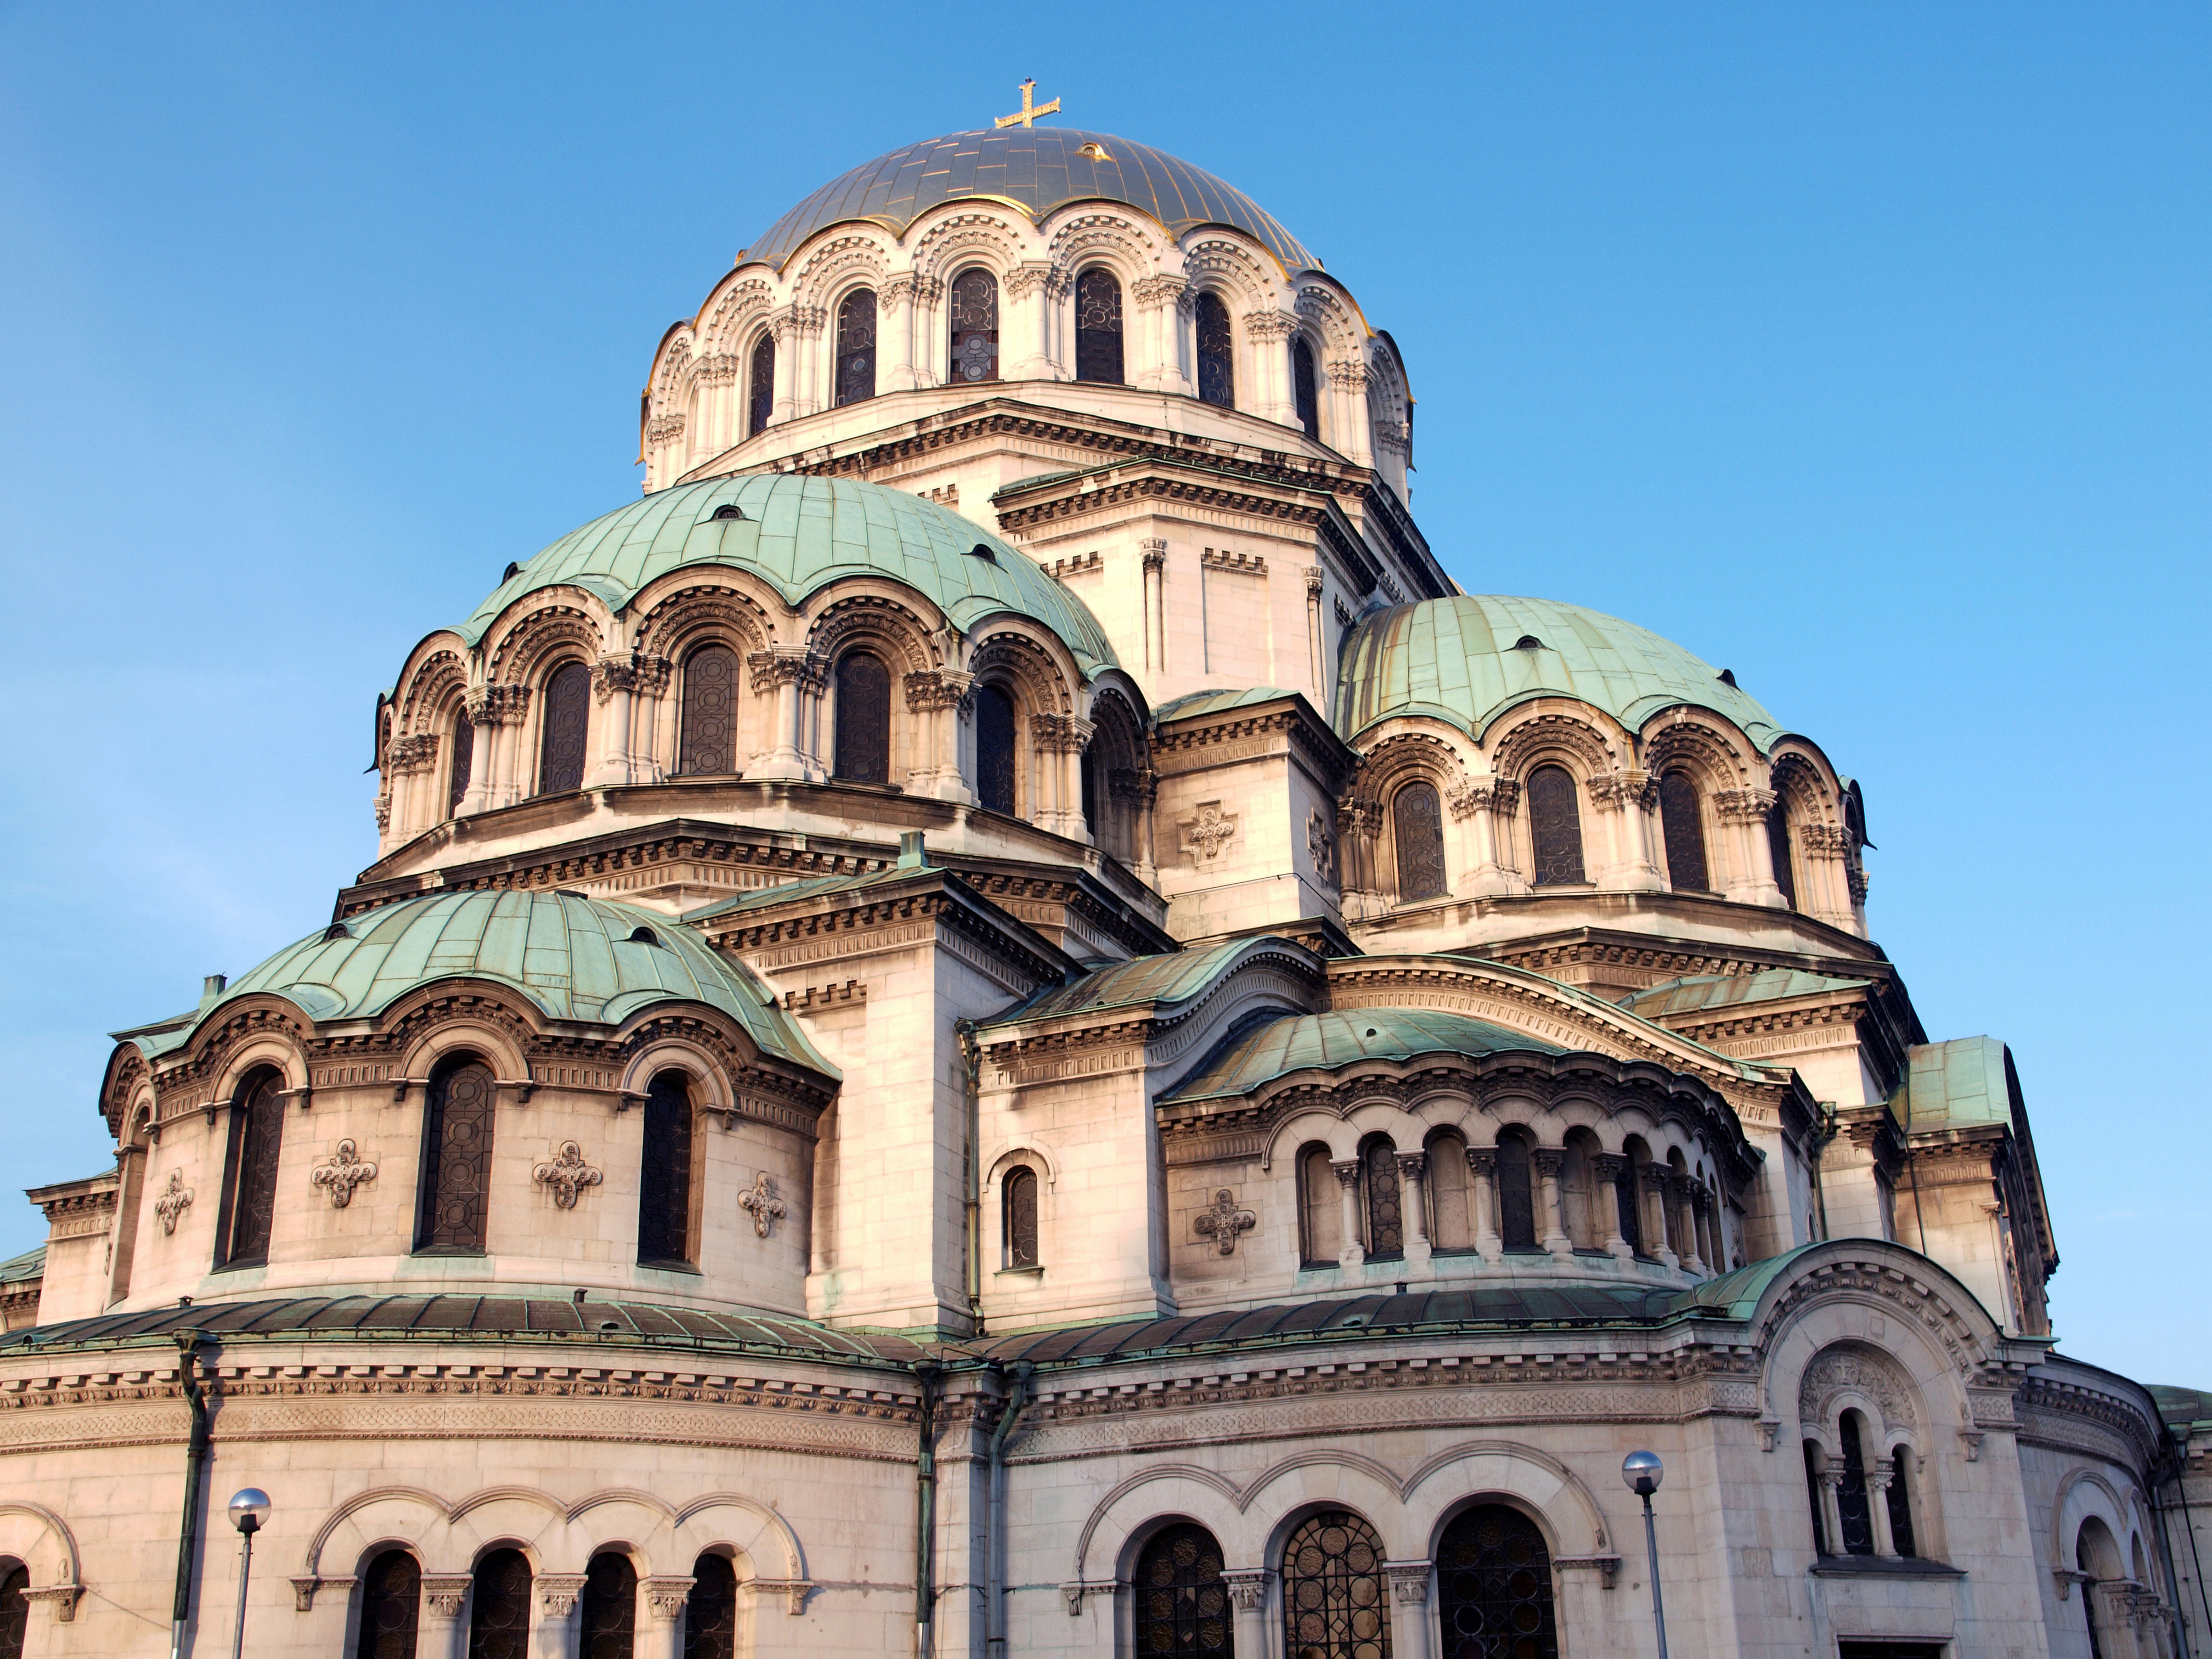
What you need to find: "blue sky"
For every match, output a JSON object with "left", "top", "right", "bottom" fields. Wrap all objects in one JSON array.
[{"left": 0, "top": 4, "right": 2203, "bottom": 1379}]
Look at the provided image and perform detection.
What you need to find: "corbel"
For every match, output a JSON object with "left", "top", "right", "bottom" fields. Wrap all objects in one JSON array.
[
  {"left": 742, "top": 1578, "right": 814, "bottom": 1616},
  {"left": 2053, "top": 1567, "right": 2092, "bottom": 1602},
  {"left": 290, "top": 1575, "right": 355, "bottom": 1612},
  {"left": 279, "top": 1085, "right": 313, "bottom": 1113},
  {"left": 1756, "top": 1417, "right": 1783, "bottom": 1452},
  {"left": 1551, "top": 1554, "right": 1622, "bottom": 1590},
  {"left": 616, "top": 1090, "right": 647, "bottom": 1114},
  {"left": 392, "top": 1078, "right": 417, "bottom": 1102},
  {"left": 499, "top": 1078, "right": 538, "bottom": 1106},
  {"left": 1957, "top": 1428, "right": 1984, "bottom": 1462},
  {"left": 19, "top": 1583, "right": 86, "bottom": 1622}
]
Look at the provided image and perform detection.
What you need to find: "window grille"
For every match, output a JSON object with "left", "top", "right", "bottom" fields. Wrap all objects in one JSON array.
[
  {"left": 1392, "top": 781, "right": 1448, "bottom": 902},
  {"left": 974, "top": 683, "right": 1018, "bottom": 814},
  {"left": 1769, "top": 799, "right": 1797, "bottom": 907},
  {"left": 1195, "top": 292, "right": 1235, "bottom": 409},
  {"left": 835, "top": 289, "right": 877, "bottom": 405},
  {"left": 1075, "top": 268, "right": 1124, "bottom": 384},
  {"left": 219, "top": 1070, "right": 285, "bottom": 1268},
  {"left": 537, "top": 661, "right": 590, "bottom": 795},
  {"left": 580, "top": 1553, "right": 636, "bottom": 1659},
  {"left": 447, "top": 712, "right": 473, "bottom": 817},
  {"left": 683, "top": 1555, "right": 737, "bottom": 1659},
  {"left": 1437, "top": 1504, "right": 1559, "bottom": 1659},
  {"left": 417, "top": 1058, "right": 495, "bottom": 1250},
  {"left": 1135, "top": 1523, "right": 1232, "bottom": 1658},
  {"left": 466, "top": 1549, "right": 532, "bottom": 1659},
  {"left": 949, "top": 269, "right": 999, "bottom": 383},
  {"left": 1293, "top": 335, "right": 1321, "bottom": 438},
  {"left": 677, "top": 644, "right": 738, "bottom": 776},
  {"left": 1004, "top": 1167, "right": 1039, "bottom": 1267},
  {"left": 1836, "top": 1414, "right": 1876, "bottom": 1555},
  {"left": 0, "top": 1565, "right": 27, "bottom": 1659},
  {"left": 1281, "top": 1510, "right": 1391, "bottom": 1659},
  {"left": 1659, "top": 770, "right": 1710, "bottom": 892},
  {"left": 1527, "top": 766, "right": 1585, "bottom": 885},
  {"left": 832, "top": 653, "right": 891, "bottom": 783},
  {"left": 1496, "top": 1136, "right": 1536, "bottom": 1250},
  {"left": 748, "top": 332, "right": 775, "bottom": 437},
  {"left": 636, "top": 1071, "right": 694, "bottom": 1267},
  {"left": 355, "top": 1550, "right": 421, "bottom": 1659},
  {"left": 1362, "top": 1139, "right": 1403, "bottom": 1260}
]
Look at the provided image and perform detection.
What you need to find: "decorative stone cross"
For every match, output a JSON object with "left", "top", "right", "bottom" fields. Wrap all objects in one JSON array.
[
  {"left": 995, "top": 79, "right": 1060, "bottom": 129},
  {"left": 153, "top": 1169, "right": 194, "bottom": 1235},
  {"left": 1193, "top": 1189, "right": 1256, "bottom": 1256},
  {"left": 738, "top": 1171, "right": 787, "bottom": 1238},
  {"left": 532, "top": 1142, "right": 603, "bottom": 1210},
  {"left": 1180, "top": 803, "right": 1237, "bottom": 861},
  {"left": 310, "top": 1140, "right": 379, "bottom": 1209}
]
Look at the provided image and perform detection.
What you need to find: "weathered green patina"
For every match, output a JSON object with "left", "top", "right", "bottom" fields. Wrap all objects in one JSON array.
[
  {"left": 1618, "top": 969, "right": 1870, "bottom": 1020},
  {"left": 1162, "top": 1006, "right": 1565, "bottom": 1104}
]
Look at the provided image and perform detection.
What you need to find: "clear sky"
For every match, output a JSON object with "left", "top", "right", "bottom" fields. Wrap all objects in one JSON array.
[{"left": 0, "top": 4, "right": 2203, "bottom": 1379}]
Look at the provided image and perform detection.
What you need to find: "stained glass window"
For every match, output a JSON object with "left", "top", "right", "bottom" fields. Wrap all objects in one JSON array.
[
  {"left": 537, "top": 660, "right": 590, "bottom": 795},
  {"left": 748, "top": 331, "right": 775, "bottom": 437},
  {"left": 1362, "top": 1139, "right": 1403, "bottom": 1260},
  {"left": 580, "top": 1553, "right": 636, "bottom": 1659},
  {"left": 1300, "top": 1144, "right": 1341, "bottom": 1266},
  {"left": 833, "top": 653, "right": 891, "bottom": 783},
  {"left": 1437, "top": 1504, "right": 1557, "bottom": 1659},
  {"left": 1768, "top": 800, "right": 1797, "bottom": 908},
  {"left": 1281, "top": 1510, "right": 1391, "bottom": 1659},
  {"left": 1526, "top": 766, "right": 1585, "bottom": 886},
  {"left": 835, "top": 289, "right": 877, "bottom": 406},
  {"left": 447, "top": 710, "right": 473, "bottom": 818},
  {"left": 354, "top": 1550, "right": 421, "bottom": 1659},
  {"left": 0, "top": 1564, "right": 26, "bottom": 1659},
  {"left": 1004, "top": 1167, "right": 1039, "bottom": 1267},
  {"left": 1836, "top": 1414, "right": 1875, "bottom": 1555},
  {"left": 219, "top": 1069, "right": 284, "bottom": 1268},
  {"left": 1887, "top": 1449, "right": 1917, "bottom": 1558},
  {"left": 683, "top": 1555, "right": 737, "bottom": 1659},
  {"left": 1135, "top": 1523, "right": 1232, "bottom": 1658},
  {"left": 1075, "top": 267, "right": 1124, "bottom": 385},
  {"left": 677, "top": 644, "right": 738, "bottom": 777},
  {"left": 1496, "top": 1135, "right": 1536, "bottom": 1251},
  {"left": 1392, "top": 781, "right": 1448, "bottom": 902},
  {"left": 637, "top": 1070, "right": 694, "bottom": 1267},
  {"left": 1195, "top": 292, "right": 1235, "bottom": 409},
  {"left": 1658, "top": 770, "right": 1709, "bottom": 893},
  {"left": 417, "top": 1057, "right": 495, "bottom": 1251},
  {"left": 1293, "top": 336, "right": 1320, "bottom": 439},
  {"left": 466, "top": 1549, "right": 531, "bottom": 1659},
  {"left": 949, "top": 269, "right": 998, "bottom": 385},
  {"left": 974, "top": 682, "right": 1018, "bottom": 814}
]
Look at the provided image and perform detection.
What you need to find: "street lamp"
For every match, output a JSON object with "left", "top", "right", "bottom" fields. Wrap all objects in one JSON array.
[
  {"left": 1621, "top": 1452, "right": 1669, "bottom": 1659},
  {"left": 225, "top": 1489, "right": 270, "bottom": 1659}
]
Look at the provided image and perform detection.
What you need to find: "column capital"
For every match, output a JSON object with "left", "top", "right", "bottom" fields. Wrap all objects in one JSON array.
[
  {"left": 746, "top": 645, "right": 826, "bottom": 693},
  {"left": 643, "top": 1576, "right": 697, "bottom": 1620},
  {"left": 1393, "top": 1150, "right": 1427, "bottom": 1180},
  {"left": 1639, "top": 1164, "right": 1672, "bottom": 1193},
  {"left": 1382, "top": 1560, "right": 1432, "bottom": 1604},
  {"left": 1591, "top": 1152, "right": 1629, "bottom": 1182},
  {"left": 1465, "top": 1146, "right": 1498, "bottom": 1177},
  {"left": 537, "top": 1573, "right": 588, "bottom": 1616},
  {"left": 421, "top": 1574, "right": 472, "bottom": 1618},
  {"left": 1220, "top": 1568, "right": 1271, "bottom": 1611},
  {"left": 1331, "top": 1158, "right": 1362, "bottom": 1188},
  {"left": 1531, "top": 1148, "right": 1566, "bottom": 1177}
]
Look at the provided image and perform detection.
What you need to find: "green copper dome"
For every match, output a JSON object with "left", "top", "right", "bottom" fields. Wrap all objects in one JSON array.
[
  {"left": 461, "top": 475, "right": 1117, "bottom": 677},
  {"left": 1335, "top": 595, "right": 1784, "bottom": 752},
  {"left": 1162, "top": 1007, "right": 1563, "bottom": 1105},
  {"left": 743, "top": 128, "right": 1316, "bottom": 275}
]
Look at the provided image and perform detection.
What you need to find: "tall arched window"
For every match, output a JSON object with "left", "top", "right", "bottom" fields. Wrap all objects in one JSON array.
[
  {"left": 354, "top": 1549, "right": 421, "bottom": 1659},
  {"left": 417, "top": 1055, "right": 495, "bottom": 1251},
  {"left": 1003, "top": 1166, "right": 1039, "bottom": 1268},
  {"left": 1886, "top": 1448, "right": 1917, "bottom": 1558},
  {"left": 1618, "top": 1138, "right": 1649, "bottom": 1255},
  {"left": 1135, "top": 1523, "right": 1231, "bottom": 1658},
  {"left": 580, "top": 1553, "right": 636, "bottom": 1659},
  {"left": 1495, "top": 1133, "right": 1536, "bottom": 1250},
  {"left": 466, "top": 1549, "right": 531, "bottom": 1659},
  {"left": 216, "top": 1069, "right": 285, "bottom": 1269},
  {"left": 1526, "top": 765, "right": 1585, "bottom": 885},
  {"left": 1361, "top": 1137, "right": 1403, "bottom": 1260},
  {"left": 832, "top": 652, "right": 891, "bottom": 784},
  {"left": 1292, "top": 336, "right": 1320, "bottom": 439},
  {"left": 949, "top": 269, "right": 998, "bottom": 383},
  {"left": 676, "top": 644, "right": 738, "bottom": 777},
  {"left": 1075, "top": 267, "right": 1124, "bottom": 384},
  {"left": 537, "top": 659, "right": 590, "bottom": 795},
  {"left": 1658, "top": 770, "right": 1709, "bottom": 893},
  {"left": 1427, "top": 1132, "right": 1472, "bottom": 1251},
  {"left": 637, "top": 1070, "right": 695, "bottom": 1267},
  {"left": 1437, "top": 1505, "right": 1558, "bottom": 1659},
  {"left": 973, "top": 682, "right": 1018, "bottom": 814},
  {"left": 1299, "top": 1143, "right": 1341, "bottom": 1266},
  {"left": 1561, "top": 1135, "right": 1599, "bottom": 1249},
  {"left": 1194, "top": 292, "right": 1235, "bottom": 409},
  {"left": 1282, "top": 1510, "right": 1391, "bottom": 1659},
  {"left": 1835, "top": 1412, "right": 1876, "bottom": 1555},
  {"left": 684, "top": 1555, "right": 737, "bottom": 1659},
  {"left": 1080, "top": 741, "right": 1101, "bottom": 838},
  {"left": 0, "top": 1564, "right": 27, "bottom": 1659},
  {"left": 447, "top": 708, "right": 473, "bottom": 818},
  {"left": 747, "top": 331, "right": 775, "bottom": 437},
  {"left": 2078, "top": 1521, "right": 2115, "bottom": 1659},
  {"left": 1392, "top": 780, "right": 1448, "bottom": 902},
  {"left": 1768, "top": 798, "right": 1798, "bottom": 908},
  {"left": 835, "top": 289, "right": 877, "bottom": 405}
]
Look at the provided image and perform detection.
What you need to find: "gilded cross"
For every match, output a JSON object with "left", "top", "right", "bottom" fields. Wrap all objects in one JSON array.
[{"left": 995, "top": 80, "right": 1060, "bottom": 130}]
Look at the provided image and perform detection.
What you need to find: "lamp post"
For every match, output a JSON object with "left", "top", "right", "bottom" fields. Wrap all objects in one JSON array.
[
  {"left": 1622, "top": 1452, "right": 1668, "bottom": 1659},
  {"left": 225, "top": 1489, "right": 270, "bottom": 1659}
]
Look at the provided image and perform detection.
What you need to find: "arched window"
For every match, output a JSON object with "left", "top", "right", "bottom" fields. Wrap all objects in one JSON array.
[
  {"left": 417, "top": 1055, "right": 495, "bottom": 1251},
  {"left": 1194, "top": 292, "right": 1235, "bottom": 409},
  {"left": 835, "top": 289, "right": 877, "bottom": 405},
  {"left": 0, "top": 1565, "right": 26, "bottom": 1659},
  {"left": 216, "top": 1069, "right": 285, "bottom": 1269},
  {"left": 1495, "top": 1133, "right": 1536, "bottom": 1251},
  {"left": 949, "top": 269, "right": 999, "bottom": 384},
  {"left": 1437, "top": 1505, "right": 1558, "bottom": 1659},
  {"left": 1527, "top": 765, "right": 1585, "bottom": 885},
  {"left": 1658, "top": 770, "right": 1709, "bottom": 893},
  {"left": 1887, "top": 1448, "right": 1917, "bottom": 1558},
  {"left": 637, "top": 1070, "right": 695, "bottom": 1267},
  {"left": 537, "top": 659, "right": 590, "bottom": 795},
  {"left": 748, "top": 331, "right": 775, "bottom": 438},
  {"left": 1292, "top": 336, "right": 1320, "bottom": 439},
  {"left": 1802, "top": 1441, "right": 1830, "bottom": 1555},
  {"left": 684, "top": 1555, "right": 737, "bottom": 1659},
  {"left": 676, "top": 644, "right": 739, "bottom": 777},
  {"left": 466, "top": 1548, "right": 531, "bottom": 1659},
  {"left": 1835, "top": 1412, "right": 1876, "bottom": 1555},
  {"left": 1003, "top": 1166, "right": 1039, "bottom": 1268},
  {"left": 1299, "top": 1143, "right": 1341, "bottom": 1266},
  {"left": 973, "top": 682, "right": 1018, "bottom": 814},
  {"left": 832, "top": 652, "right": 891, "bottom": 784},
  {"left": 2079, "top": 1519, "right": 2118, "bottom": 1659},
  {"left": 1427, "top": 1132, "right": 1472, "bottom": 1251},
  {"left": 1768, "top": 798, "right": 1798, "bottom": 908},
  {"left": 447, "top": 708, "right": 473, "bottom": 818},
  {"left": 1361, "top": 1137, "right": 1403, "bottom": 1260},
  {"left": 1080, "top": 741, "right": 1100, "bottom": 838},
  {"left": 1075, "top": 267, "right": 1124, "bottom": 384},
  {"left": 1135, "top": 1523, "right": 1231, "bottom": 1657},
  {"left": 580, "top": 1552, "right": 636, "bottom": 1658},
  {"left": 1617, "top": 1139, "right": 1648, "bottom": 1255},
  {"left": 1282, "top": 1510, "right": 1391, "bottom": 1659},
  {"left": 1561, "top": 1136, "right": 1599, "bottom": 1249},
  {"left": 1392, "top": 780, "right": 1448, "bottom": 903},
  {"left": 354, "top": 1549, "right": 421, "bottom": 1659}
]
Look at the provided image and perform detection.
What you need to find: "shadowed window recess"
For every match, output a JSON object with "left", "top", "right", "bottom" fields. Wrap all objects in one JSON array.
[
  {"left": 1392, "top": 780, "right": 1447, "bottom": 902},
  {"left": 1436, "top": 1504, "right": 1558, "bottom": 1659},
  {"left": 1769, "top": 798, "right": 1797, "bottom": 908},
  {"left": 1658, "top": 770, "right": 1709, "bottom": 892},
  {"left": 1526, "top": 766, "right": 1585, "bottom": 886},
  {"left": 974, "top": 682, "right": 1018, "bottom": 814},
  {"left": 1496, "top": 1133, "right": 1536, "bottom": 1251},
  {"left": 446, "top": 708, "right": 473, "bottom": 817},
  {"left": 417, "top": 1056, "right": 495, "bottom": 1251},
  {"left": 537, "top": 660, "right": 590, "bottom": 795},
  {"left": 748, "top": 331, "right": 775, "bottom": 437},
  {"left": 1195, "top": 291, "right": 1235, "bottom": 409},
  {"left": 1281, "top": 1509, "right": 1391, "bottom": 1659},
  {"left": 949, "top": 269, "right": 998, "bottom": 383},
  {"left": 1361, "top": 1137, "right": 1403, "bottom": 1261},
  {"left": 215, "top": 1068, "right": 284, "bottom": 1270},
  {"left": 835, "top": 289, "right": 877, "bottom": 406},
  {"left": 1293, "top": 335, "right": 1320, "bottom": 438},
  {"left": 467, "top": 1549, "right": 531, "bottom": 1659},
  {"left": 1075, "top": 267, "right": 1124, "bottom": 384},
  {"left": 580, "top": 1552, "right": 636, "bottom": 1659},
  {"left": 1135, "top": 1523, "right": 1232, "bottom": 1657},
  {"left": 354, "top": 1549, "right": 421, "bottom": 1659},
  {"left": 1003, "top": 1166, "right": 1039, "bottom": 1268},
  {"left": 684, "top": 1555, "right": 737, "bottom": 1659},
  {"left": 637, "top": 1070, "right": 696, "bottom": 1268},
  {"left": 676, "top": 644, "right": 739, "bottom": 777},
  {"left": 0, "top": 1565, "right": 27, "bottom": 1659},
  {"left": 832, "top": 652, "right": 891, "bottom": 783}
]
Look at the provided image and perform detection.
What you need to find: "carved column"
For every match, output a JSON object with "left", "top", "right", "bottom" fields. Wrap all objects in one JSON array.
[
  {"left": 1863, "top": 1468, "right": 1898, "bottom": 1558},
  {"left": 1799, "top": 821, "right": 1859, "bottom": 930},
  {"left": 790, "top": 305, "right": 826, "bottom": 418},
  {"left": 1029, "top": 712, "right": 1095, "bottom": 839},
  {"left": 1451, "top": 778, "right": 1522, "bottom": 895},
  {"left": 768, "top": 307, "right": 800, "bottom": 424},
  {"left": 1244, "top": 310, "right": 1300, "bottom": 426},
  {"left": 459, "top": 684, "right": 528, "bottom": 815},
  {"left": 420, "top": 1575, "right": 473, "bottom": 1659},
  {"left": 1111, "top": 766, "right": 1160, "bottom": 883},
  {"left": 586, "top": 654, "right": 639, "bottom": 788},
  {"left": 534, "top": 1573, "right": 586, "bottom": 1659},
  {"left": 1331, "top": 1159, "right": 1365, "bottom": 1267},
  {"left": 1141, "top": 540, "right": 1167, "bottom": 673},
  {"left": 1327, "top": 357, "right": 1373, "bottom": 465},
  {"left": 1465, "top": 1147, "right": 1503, "bottom": 1265},
  {"left": 882, "top": 274, "right": 919, "bottom": 392},
  {"left": 1817, "top": 1466, "right": 1847, "bottom": 1559},
  {"left": 642, "top": 1577, "right": 696, "bottom": 1659},
  {"left": 1713, "top": 787, "right": 1784, "bottom": 906},
  {"left": 1532, "top": 1149, "right": 1575, "bottom": 1262},
  {"left": 1587, "top": 769, "right": 1663, "bottom": 890},
  {"left": 629, "top": 654, "right": 672, "bottom": 783},
  {"left": 1383, "top": 1562, "right": 1435, "bottom": 1659},
  {"left": 1640, "top": 1165, "right": 1678, "bottom": 1270},
  {"left": 1673, "top": 1178, "right": 1706, "bottom": 1276},
  {"left": 1303, "top": 566, "right": 1327, "bottom": 695},
  {"left": 1222, "top": 1570, "right": 1270, "bottom": 1659},
  {"left": 1395, "top": 1152, "right": 1431, "bottom": 1265},
  {"left": 904, "top": 670, "right": 975, "bottom": 801},
  {"left": 1591, "top": 1153, "right": 1635, "bottom": 1261},
  {"left": 1006, "top": 261, "right": 1060, "bottom": 380},
  {"left": 1131, "top": 275, "right": 1188, "bottom": 392},
  {"left": 746, "top": 648, "right": 825, "bottom": 782}
]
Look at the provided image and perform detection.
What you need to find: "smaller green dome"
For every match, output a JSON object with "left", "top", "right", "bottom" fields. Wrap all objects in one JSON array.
[
  {"left": 202, "top": 891, "right": 833, "bottom": 1076},
  {"left": 1162, "top": 1007, "right": 1561, "bottom": 1104},
  {"left": 1335, "top": 595, "right": 1782, "bottom": 752},
  {"left": 462, "top": 475, "right": 1116, "bottom": 677}
]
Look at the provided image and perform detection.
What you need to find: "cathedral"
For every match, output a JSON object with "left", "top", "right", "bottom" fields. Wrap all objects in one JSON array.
[{"left": 2, "top": 93, "right": 2207, "bottom": 1659}]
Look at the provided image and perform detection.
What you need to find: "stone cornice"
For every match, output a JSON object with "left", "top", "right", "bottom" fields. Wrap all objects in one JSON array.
[
  {"left": 1153, "top": 699, "right": 1353, "bottom": 791},
  {"left": 702, "top": 875, "right": 1074, "bottom": 995}
]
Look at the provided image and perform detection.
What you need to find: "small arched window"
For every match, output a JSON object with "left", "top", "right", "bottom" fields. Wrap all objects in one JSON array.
[
  {"left": 1134, "top": 1523, "right": 1230, "bottom": 1658},
  {"left": 216, "top": 1069, "right": 285, "bottom": 1269},
  {"left": 1280, "top": 1510, "right": 1390, "bottom": 1659},
  {"left": 1392, "top": 780, "right": 1448, "bottom": 902},
  {"left": 1527, "top": 765, "right": 1586, "bottom": 885},
  {"left": 580, "top": 1552, "right": 636, "bottom": 1658},
  {"left": 1658, "top": 770, "right": 1710, "bottom": 893},
  {"left": 1768, "top": 798, "right": 1798, "bottom": 908},
  {"left": 676, "top": 644, "right": 739, "bottom": 777},
  {"left": 1298, "top": 1143, "right": 1341, "bottom": 1266},
  {"left": 1362, "top": 1137, "right": 1403, "bottom": 1260},
  {"left": 537, "top": 659, "right": 590, "bottom": 795},
  {"left": 1617, "top": 1139, "right": 1648, "bottom": 1255},
  {"left": 1438, "top": 1504, "right": 1558, "bottom": 1659},
  {"left": 1887, "top": 1448, "right": 1917, "bottom": 1559},
  {"left": 949, "top": 269, "right": 999, "bottom": 384},
  {"left": 354, "top": 1549, "right": 420, "bottom": 1659},
  {"left": 467, "top": 1548, "right": 532, "bottom": 1658},
  {"left": 1194, "top": 292, "right": 1234, "bottom": 409},
  {"left": 1003, "top": 1166, "right": 1039, "bottom": 1268},
  {"left": 0, "top": 1562, "right": 29, "bottom": 1659},
  {"left": 1427, "top": 1132, "right": 1472, "bottom": 1251},
  {"left": 1495, "top": 1133, "right": 1536, "bottom": 1251},
  {"left": 684, "top": 1555, "right": 738, "bottom": 1659},
  {"left": 973, "top": 682, "right": 1018, "bottom": 815},
  {"left": 636, "top": 1070, "right": 695, "bottom": 1268},
  {"left": 835, "top": 289, "right": 877, "bottom": 406},
  {"left": 417, "top": 1054, "right": 495, "bottom": 1251},
  {"left": 1835, "top": 1412, "right": 1876, "bottom": 1555},
  {"left": 748, "top": 330, "right": 775, "bottom": 438},
  {"left": 447, "top": 707, "right": 474, "bottom": 818},
  {"left": 1075, "top": 267, "right": 1124, "bottom": 384},
  {"left": 1292, "top": 335, "right": 1320, "bottom": 439},
  {"left": 832, "top": 652, "right": 891, "bottom": 784}
]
